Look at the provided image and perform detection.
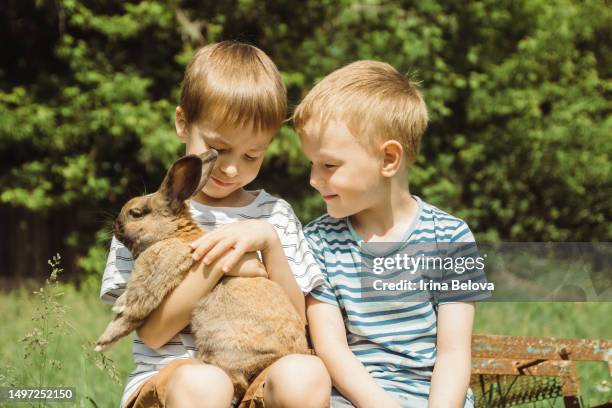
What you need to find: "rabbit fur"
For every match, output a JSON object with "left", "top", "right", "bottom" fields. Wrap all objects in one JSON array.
[{"left": 95, "top": 151, "right": 309, "bottom": 403}]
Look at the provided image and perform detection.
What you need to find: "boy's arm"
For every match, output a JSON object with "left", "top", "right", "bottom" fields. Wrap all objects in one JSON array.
[
  {"left": 190, "top": 220, "right": 306, "bottom": 321},
  {"left": 428, "top": 302, "right": 474, "bottom": 408},
  {"left": 307, "top": 296, "right": 400, "bottom": 408},
  {"left": 137, "top": 249, "right": 266, "bottom": 349},
  {"left": 136, "top": 259, "right": 224, "bottom": 349},
  {"left": 261, "top": 232, "right": 306, "bottom": 321}
]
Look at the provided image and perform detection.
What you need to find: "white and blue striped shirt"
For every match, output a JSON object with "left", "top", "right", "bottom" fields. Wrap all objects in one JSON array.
[{"left": 306, "top": 196, "right": 475, "bottom": 407}]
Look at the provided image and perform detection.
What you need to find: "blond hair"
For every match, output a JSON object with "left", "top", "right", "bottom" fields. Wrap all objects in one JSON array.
[
  {"left": 293, "top": 60, "right": 428, "bottom": 163},
  {"left": 180, "top": 41, "right": 286, "bottom": 131}
]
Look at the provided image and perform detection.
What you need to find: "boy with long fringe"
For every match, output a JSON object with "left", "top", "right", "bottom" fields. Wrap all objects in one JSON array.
[{"left": 101, "top": 41, "right": 331, "bottom": 408}]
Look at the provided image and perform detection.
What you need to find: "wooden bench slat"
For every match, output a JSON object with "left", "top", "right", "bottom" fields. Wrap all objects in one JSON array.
[{"left": 472, "top": 334, "right": 611, "bottom": 361}]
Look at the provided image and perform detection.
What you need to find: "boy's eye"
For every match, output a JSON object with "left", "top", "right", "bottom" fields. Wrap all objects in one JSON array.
[
  {"left": 207, "top": 143, "right": 227, "bottom": 154},
  {"left": 244, "top": 154, "right": 258, "bottom": 161},
  {"left": 325, "top": 164, "right": 338, "bottom": 169}
]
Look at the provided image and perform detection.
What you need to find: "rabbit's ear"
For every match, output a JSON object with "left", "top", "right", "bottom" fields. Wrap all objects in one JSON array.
[
  {"left": 193, "top": 149, "right": 218, "bottom": 196},
  {"left": 159, "top": 150, "right": 218, "bottom": 212},
  {"left": 159, "top": 155, "right": 204, "bottom": 212}
]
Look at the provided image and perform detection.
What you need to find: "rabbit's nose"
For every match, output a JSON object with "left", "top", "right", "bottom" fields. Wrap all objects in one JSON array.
[{"left": 113, "top": 219, "right": 124, "bottom": 237}]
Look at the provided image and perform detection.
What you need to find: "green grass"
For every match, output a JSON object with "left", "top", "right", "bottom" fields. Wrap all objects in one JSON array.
[
  {"left": 0, "top": 283, "right": 610, "bottom": 407},
  {"left": 0, "top": 281, "right": 132, "bottom": 408}
]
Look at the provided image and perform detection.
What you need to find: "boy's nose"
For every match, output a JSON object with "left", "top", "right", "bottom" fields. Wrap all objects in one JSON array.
[
  {"left": 309, "top": 171, "right": 322, "bottom": 190},
  {"left": 221, "top": 163, "right": 238, "bottom": 178},
  {"left": 309, "top": 176, "right": 317, "bottom": 189}
]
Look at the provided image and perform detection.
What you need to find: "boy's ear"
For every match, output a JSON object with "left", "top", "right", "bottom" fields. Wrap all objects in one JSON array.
[
  {"left": 380, "top": 140, "right": 404, "bottom": 178},
  {"left": 175, "top": 106, "right": 188, "bottom": 143}
]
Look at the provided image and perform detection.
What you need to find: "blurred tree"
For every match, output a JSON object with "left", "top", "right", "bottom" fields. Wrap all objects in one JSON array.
[{"left": 0, "top": 0, "right": 610, "bottom": 280}]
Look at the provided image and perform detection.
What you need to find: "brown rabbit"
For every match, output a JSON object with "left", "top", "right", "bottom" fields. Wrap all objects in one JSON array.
[{"left": 95, "top": 150, "right": 309, "bottom": 404}]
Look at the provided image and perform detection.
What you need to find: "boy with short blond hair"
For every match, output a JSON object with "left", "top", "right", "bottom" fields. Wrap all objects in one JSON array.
[
  {"left": 101, "top": 41, "right": 331, "bottom": 408},
  {"left": 179, "top": 41, "right": 287, "bottom": 134},
  {"left": 294, "top": 60, "right": 476, "bottom": 408}
]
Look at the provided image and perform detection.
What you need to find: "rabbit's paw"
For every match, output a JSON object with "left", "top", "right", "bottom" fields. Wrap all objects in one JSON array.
[
  {"left": 95, "top": 315, "right": 139, "bottom": 352},
  {"left": 112, "top": 293, "right": 127, "bottom": 314}
]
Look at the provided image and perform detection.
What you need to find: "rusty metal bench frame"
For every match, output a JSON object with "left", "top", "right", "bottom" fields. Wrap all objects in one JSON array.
[{"left": 471, "top": 334, "right": 611, "bottom": 407}]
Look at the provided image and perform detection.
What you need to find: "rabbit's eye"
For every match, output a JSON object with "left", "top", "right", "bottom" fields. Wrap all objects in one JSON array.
[{"left": 128, "top": 208, "right": 145, "bottom": 218}]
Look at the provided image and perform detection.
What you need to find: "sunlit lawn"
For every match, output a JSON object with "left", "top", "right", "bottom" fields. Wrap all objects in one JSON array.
[{"left": 0, "top": 281, "right": 610, "bottom": 407}]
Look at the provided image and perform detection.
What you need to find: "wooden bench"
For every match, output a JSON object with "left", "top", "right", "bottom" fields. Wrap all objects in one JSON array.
[{"left": 470, "top": 334, "right": 611, "bottom": 407}]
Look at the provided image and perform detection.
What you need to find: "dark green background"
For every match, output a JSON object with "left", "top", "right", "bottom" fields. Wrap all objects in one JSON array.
[{"left": 1, "top": 0, "right": 610, "bottom": 281}]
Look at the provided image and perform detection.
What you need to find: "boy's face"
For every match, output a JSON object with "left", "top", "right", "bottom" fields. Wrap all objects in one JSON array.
[
  {"left": 300, "top": 118, "right": 384, "bottom": 219},
  {"left": 176, "top": 109, "right": 275, "bottom": 202}
]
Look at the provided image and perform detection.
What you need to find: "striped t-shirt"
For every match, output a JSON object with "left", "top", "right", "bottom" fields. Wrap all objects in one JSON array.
[
  {"left": 100, "top": 189, "right": 325, "bottom": 407},
  {"left": 306, "top": 195, "right": 475, "bottom": 408}
]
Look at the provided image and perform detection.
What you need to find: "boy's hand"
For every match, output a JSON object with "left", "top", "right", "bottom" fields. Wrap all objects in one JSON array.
[
  {"left": 216, "top": 250, "right": 268, "bottom": 278},
  {"left": 190, "top": 220, "right": 277, "bottom": 273},
  {"left": 192, "top": 220, "right": 305, "bottom": 321}
]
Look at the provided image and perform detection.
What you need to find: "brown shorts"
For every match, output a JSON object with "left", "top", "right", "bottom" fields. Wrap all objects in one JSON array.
[{"left": 123, "top": 359, "right": 269, "bottom": 408}]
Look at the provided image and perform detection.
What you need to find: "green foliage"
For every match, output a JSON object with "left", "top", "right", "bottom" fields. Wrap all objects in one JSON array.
[
  {"left": 0, "top": 255, "right": 123, "bottom": 407},
  {"left": 20, "top": 254, "right": 70, "bottom": 390},
  {"left": 0, "top": 0, "right": 610, "bottom": 279}
]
